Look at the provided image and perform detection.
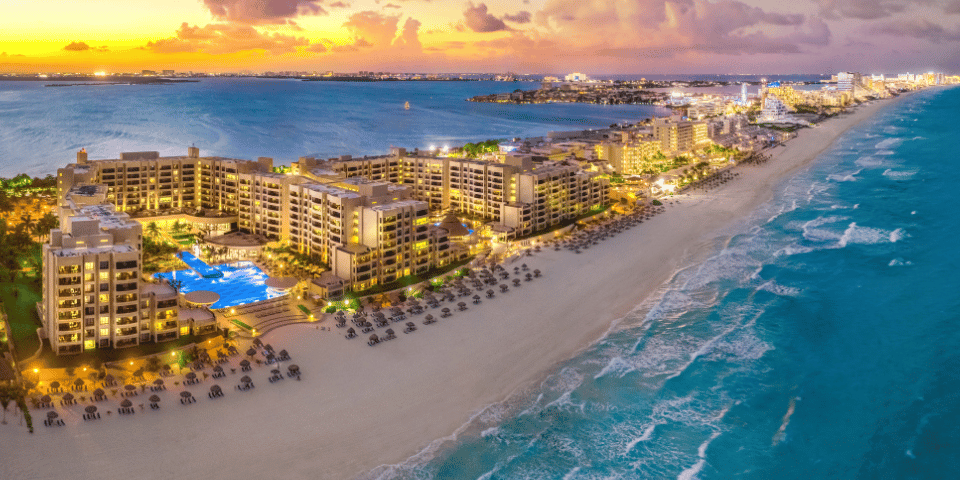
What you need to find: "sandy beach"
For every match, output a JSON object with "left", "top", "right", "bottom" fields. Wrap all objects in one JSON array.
[{"left": 0, "top": 93, "right": 911, "bottom": 480}]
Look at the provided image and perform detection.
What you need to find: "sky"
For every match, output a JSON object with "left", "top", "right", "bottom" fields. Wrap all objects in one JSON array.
[{"left": 1, "top": 0, "right": 959, "bottom": 74}]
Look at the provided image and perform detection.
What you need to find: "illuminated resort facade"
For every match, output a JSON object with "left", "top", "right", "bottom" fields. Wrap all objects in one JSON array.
[{"left": 45, "top": 146, "right": 608, "bottom": 354}]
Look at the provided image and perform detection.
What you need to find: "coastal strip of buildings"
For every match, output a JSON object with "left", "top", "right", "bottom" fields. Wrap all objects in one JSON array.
[{"left": 44, "top": 146, "right": 609, "bottom": 355}]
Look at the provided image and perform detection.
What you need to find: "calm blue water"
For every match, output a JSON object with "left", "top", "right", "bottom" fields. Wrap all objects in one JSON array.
[
  {"left": 154, "top": 259, "right": 282, "bottom": 309},
  {"left": 0, "top": 79, "right": 668, "bottom": 177},
  {"left": 368, "top": 87, "right": 960, "bottom": 479}
]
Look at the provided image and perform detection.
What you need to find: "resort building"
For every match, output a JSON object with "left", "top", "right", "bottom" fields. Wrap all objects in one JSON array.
[
  {"left": 596, "top": 138, "right": 663, "bottom": 175},
  {"left": 296, "top": 150, "right": 610, "bottom": 238},
  {"left": 759, "top": 95, "right": 790, "bottom": 123},
  {"left": 40, "top": 183, "right": 216, "bottom": 355},
  {"left": 652, "top": 118, "right": 710, "bottom": 154}
]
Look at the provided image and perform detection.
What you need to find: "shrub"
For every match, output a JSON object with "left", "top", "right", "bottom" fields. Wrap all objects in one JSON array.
[{"left": 652, "top": 200, "right": 663, "bottom": 206}]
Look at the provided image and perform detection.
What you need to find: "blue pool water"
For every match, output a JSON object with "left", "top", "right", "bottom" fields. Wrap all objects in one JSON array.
[
  {"left": 177, "top": 251, "right": 223, "bottom": 279},
  {"left": 154, "top": 258, "right": 283, "bottom": 309},
  {"left": 370, "top": 87, "right": 960, "bottom": 479}
]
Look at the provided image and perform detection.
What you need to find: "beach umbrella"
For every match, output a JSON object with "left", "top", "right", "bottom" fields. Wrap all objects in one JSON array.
[
  {"left": 271, "top": 369, "right": 281, "bottom": 375},
  {"left": 104, "top": 375, "right": 115, "bottom": 384},
  {"left": 246, "top": 348, "right": 257, "bottom": 357},
  {"left": 50, "top": 381, "right": 61, "bottom": 390},
  {"left": 368, "top": 334, "right": 379, "bottom": 343},
  {"left": 425, "top": 314, "right": 434, "bottom": 321},
  {"left": 213, "top": 365, "right": 223, "bottom": 373},
  {"left": 406, "top": 322, "right": 415, "bottom": 328},
  {"left": 74, "top": 378, "right": 84, "bottom": 387},
  {"left": 120, "top": 399, "right": 132, "bottom": 408},
  {"left": 186, "top": 372, "right": 197, "bottom": 381},
  {"left": 240, "top": 376, "right": 252, "bottom": 384},
  {"left": 92, "top": 388, "right": 105, "bottom": 397},
  {"left": 40, "top": 395, "right": 52, "bottom": 403},
  {"left": 153, "top": 379, "right": 164, "bottom": 386},
  {"left": 47, "top": 411, "right": 58, "bottom": 420},
  {"left": 149, "top": 395, "right": 161, "bottom": 402},
  {"left": 62, "top": 392, "right": 74, "bottom": 402},
  {"left": 210, "top": 385, "right": 222, "bottom": 394},
  {"left": 239, "top": 359, "right": 250, "bottom": 367},
  {"left": 85, "top": 405, "right": 97, "bottom": 414},
  {"left": 442, "top": 308, "right": 451, "bottom": 314},
  {"left": 179, "top": 391, "right": 192, "bottom": 400},
  {"left": 124, "top": 384, "right": 136, "bottom": 392},
  {"left": 253, "top": 338, "right": 263, "bottom": 348},
  {"left": 278, "top": 350, "right": 288, "bottom": 358},
  {"left": 458, "top": 302, "right": 466, "bottom": 308}
]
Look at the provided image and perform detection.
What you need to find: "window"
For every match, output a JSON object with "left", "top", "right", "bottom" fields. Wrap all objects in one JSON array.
[
  {"left": 100, "top": 316, "right": 109, "bottom": 325},
  {"left": 85, "top": 262, "right": 94, "bottom": 270},
  {"left": 99, "top": 272, "right": 109, "bottom": 280},
  {"left": 100, "top": 328, "right": 109, "bottom": 337}
]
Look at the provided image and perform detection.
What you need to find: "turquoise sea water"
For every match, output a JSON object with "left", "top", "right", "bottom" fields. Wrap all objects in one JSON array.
[
  {"left": 368, "top": 87, "right": 960, "bottom": 479},
  {"left": 0, "top": 79, "right": 668, "bottom": 177}
]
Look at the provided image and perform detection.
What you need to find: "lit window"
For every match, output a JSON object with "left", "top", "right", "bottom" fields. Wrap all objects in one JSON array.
[
  {"left": 99, "top": 328, "right": 109, "bottom": 336},
  {"left": 100, "top": 316, "right": 109, "bottom": 325}
]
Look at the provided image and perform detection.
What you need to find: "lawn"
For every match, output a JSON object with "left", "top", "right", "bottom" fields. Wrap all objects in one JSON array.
[{"left": 0, "top": 280, "right": 43, "bottom": 360}]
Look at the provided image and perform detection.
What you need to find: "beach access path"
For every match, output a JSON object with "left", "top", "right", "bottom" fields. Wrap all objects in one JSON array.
[{"left": 0, "top": 94, "right": 910, "bottom": 480}]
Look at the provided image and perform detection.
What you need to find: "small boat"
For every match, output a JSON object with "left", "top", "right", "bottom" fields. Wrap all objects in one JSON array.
[{"left": 404, "top": 101, "right": 410, "bottom": 110}]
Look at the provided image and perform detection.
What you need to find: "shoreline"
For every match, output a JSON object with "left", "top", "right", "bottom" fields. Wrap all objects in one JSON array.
[{"left": 0, "top": 92, "right": 915, "bottom": 480}]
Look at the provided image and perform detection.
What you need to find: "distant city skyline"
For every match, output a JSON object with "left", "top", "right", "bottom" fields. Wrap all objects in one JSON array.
[{"left": 3, "top": 0, "right": 960, "bottom": 74}]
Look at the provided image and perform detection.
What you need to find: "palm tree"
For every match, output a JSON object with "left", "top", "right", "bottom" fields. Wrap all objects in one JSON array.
[
  {"left": 36, "top": 212, "right": 58, "bottom": 242},
  {"left": 146, "top": 222, "right": 161, "bottom": 239},
  {"left": 168, "top": 279, "right": 184, "bottom": 293},
  {"left": 17, "top": 213, "right": 35, "bottom": 241}
]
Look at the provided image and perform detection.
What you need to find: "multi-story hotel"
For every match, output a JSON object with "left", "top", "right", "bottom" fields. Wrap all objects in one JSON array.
[
  {"left": 652, "top": 118, "right": 710, "bottom": 154},
  {"left": 596, "top": 138, "right": 664, "bottom": 175},
  {"left": 295, "top": 150, "right": 609, "bottom": 238},
  {"left": 43, "top": 145, "right": 608, "bottom": 353},
  {"left": 41, "top": 183, "right": 216, "bottom": 355}
]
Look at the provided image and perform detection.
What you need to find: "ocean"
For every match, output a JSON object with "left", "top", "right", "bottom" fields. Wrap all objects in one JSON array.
[
  {"left": 0, "top": 78, "right": 669, "bottom": 177},
  {"left": 371, "top": 87, "right": 960, "bottom": 479}
]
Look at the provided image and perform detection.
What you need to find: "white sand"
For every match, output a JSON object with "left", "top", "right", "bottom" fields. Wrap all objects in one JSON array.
[{"left": 0, "top": 95, "right": 910, "bottom": 480}]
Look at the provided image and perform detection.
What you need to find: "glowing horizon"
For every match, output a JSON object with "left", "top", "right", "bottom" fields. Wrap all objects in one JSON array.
[{"left": 2, "top": 0, "right": 959, "bottom": 74}]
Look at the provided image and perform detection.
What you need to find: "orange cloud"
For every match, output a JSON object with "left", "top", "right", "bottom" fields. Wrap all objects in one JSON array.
[{"left": 145, "top": 22, "right": 309, "bottom": 54}]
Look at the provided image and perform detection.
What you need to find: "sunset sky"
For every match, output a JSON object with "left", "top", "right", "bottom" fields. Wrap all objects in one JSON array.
[{"left": 2, "top": 0, "right": 959, "bottom": 74}]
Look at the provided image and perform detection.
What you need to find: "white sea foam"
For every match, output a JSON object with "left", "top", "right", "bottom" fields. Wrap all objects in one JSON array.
[
  {"left": 826, "top": 168, "right": 862, "bottom": 182},
  {"left": 889, "top": 258, "right": 913, "bottom": 267},
  {"left": 561, "top": 466, "right": 581, "bottom": 480},
  {"left": 677, "top": 431, "right": 722, "bottom": 480},
  {"left": 855, "top": 156, "right": 887, "bottom": 168},
  {"left": 757, "top": 280, "right": 800, "bottom": 297},
  {"left": 772, "top": 397, "right": 799, "bottom": 446},
  {"left": 876, "top": 149, "right": 895, "bottom": 155},
  {"left": 594, "top": 356, "right": 636, "bottom": 380},
  {"left": 836, "top": 223, "right": 905, "bottom": 248},
  {"left": 875, "top": 138, "right": 902, "bottom": 149},
  {"left": 800, "top": 216, "right": 848, "bottom": 242},
  {"left": 883, "top": 169, "right": 916, "bottom": 180},
  {"left": 624, "top": 423, "right": 659, "bottom": 455}
]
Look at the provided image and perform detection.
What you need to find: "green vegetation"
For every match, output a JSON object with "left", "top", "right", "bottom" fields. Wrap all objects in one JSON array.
[
  {"left": 460, "top": 140, "right": 500, "bottom": 158},
  {"left": 142, "top": 235, "right": 181, "bottom": 275},
  {"left": 351, "top": 257, "right": 475, "bottom": 298},
  {"left": 24, "top": 331, "right": 220, "bottom": 369},
  {"left": 0, "top": 281, "right": 42, "bottom": 359},
  {"left": 297, "top": 305, "right": 311, "bottom": 316},
  {"left": 652, "top": 199, "right": 663, "bottom": 206},
  {"left": 514, "top": 204, "right": 613, "bottom": 241},
  {"left": 231, "top": 318, "right": 253, "bottom": 331}
]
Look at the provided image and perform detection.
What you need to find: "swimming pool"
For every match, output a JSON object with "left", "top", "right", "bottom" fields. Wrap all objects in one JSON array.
[{"left": 154, "top": 257, "right": 284, "bottom": 309}]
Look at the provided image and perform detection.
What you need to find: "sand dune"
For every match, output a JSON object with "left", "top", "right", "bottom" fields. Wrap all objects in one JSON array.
[{"left": 0, "top": 94, "right": 908, "bottom": 480}]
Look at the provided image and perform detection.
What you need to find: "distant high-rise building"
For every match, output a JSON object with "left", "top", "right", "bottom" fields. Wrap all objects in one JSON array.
[
  {"left": 837, "top": 72, "right": 861, "bottom": 92},
  {"left": 741, "top": 83, "right": 748, "bottom": 104},
  {"left": 161, "top": 70, "right": 175, "bottom": 76},
  {"left": 141, "top": 70, "right": 156, "bottom": 76},
  {"left": 564, "top": 72, "right": 589, "bottom": 82}
]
